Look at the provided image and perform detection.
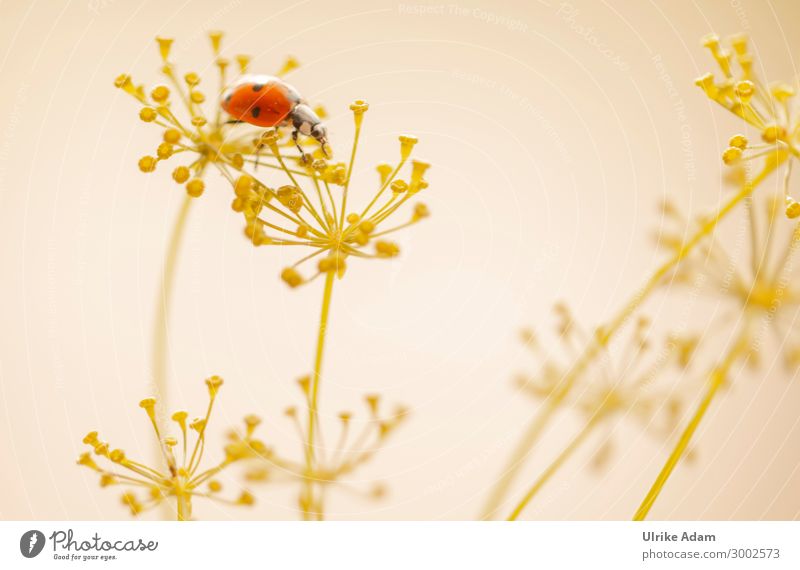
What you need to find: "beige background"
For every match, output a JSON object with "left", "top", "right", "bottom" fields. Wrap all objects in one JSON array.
[{"left": 0, "top": 0, "right": 798, "bottom": 520}]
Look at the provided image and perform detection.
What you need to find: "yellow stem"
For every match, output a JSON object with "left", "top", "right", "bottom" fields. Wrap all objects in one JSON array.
[
  {"left": 304, "top": 270, "right": 335, "bottom": 520},
  {"left": 480, "top": 398, "right": 561, "bottom": 520},
  {"left": 152, "top": 195, "right": 193, "bottom": 403},
  {"left": 152, "top": 195, "right": 193, "bottom": 519},
  {"left": 176, "top": 491, "right": 192, "bottom": 521},
  {"left": 633, "top": 330, "right": 748, "bottom": 520},
  {"left": 507, "top": 411, "right": 605, "bottom": 520}
]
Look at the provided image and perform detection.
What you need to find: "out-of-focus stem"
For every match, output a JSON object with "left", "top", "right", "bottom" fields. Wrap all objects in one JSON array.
[
  {"left": 633, "top": 328, "right": 748, "bottom": 521},
  {"left": 176, "top": 491, "right": 192, "bottom": 522},
  {"left": 489, "top": 159, "right": 779, "bottom": 521},
  {"left": 153, "top": 194, "right": 193, "bottom": 406},
  {"left": 507, "top": 412, "right": 605, "bottom": 520},
  {"left": 152, "top": 195, "right": 193, "bottom": 517},
  {"left": 480, "top": 399, "right": 561, "bottom": 520},
  {"left": 304, "top": 269, "right": 335, "bottom": 521}
]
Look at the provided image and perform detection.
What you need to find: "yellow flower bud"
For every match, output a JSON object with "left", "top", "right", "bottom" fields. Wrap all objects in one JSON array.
[
  {"left": 186, "top": 179, "right": 205, "bottom": 198},
  {"left": 138, "top": 156, "right": 157, "bottom": 173},
  {"left": 281, "top": 267, "right": 303, "bottom": 288},
  {"left": 172, "top": 166, "right": 190, "bottom": 183},
  {"left": 150, "top": 85, "right": 170, "bottom": 103},
  {"left": 139, "top": 107, "right": 157, "bottom": 122},
  {"left": 163, "top": 129, "right": 181, "bottom": 144},
  {"left": 156, "top": 142, "right": 173, "bottom": 160},
  {"left": 722, "top": 147, "right": 742, "bottom": 165}
]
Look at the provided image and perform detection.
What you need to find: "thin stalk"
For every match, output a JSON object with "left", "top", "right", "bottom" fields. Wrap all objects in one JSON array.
[
  {"left": 480, "top": 398, "right": 561, "bottom": 520},
  {"left": 487, "top": 159, "right": 780, "bottom": 521},
  {"left": 152, "top": 195, "right": 193, "bottom": 522},
  {"left": 176, "top": 492, "right": 192, "bottom": 522},
  {"left": 507, "top": 411, "right": 605, "bottom": 520},
  {"left": 304, "top": 270, "right": 336, "bottom": 520},
  {"left": 152, "top": 195, "right": 193, "bottom": 403},
  {"left": 633, "top": 330, "right": 747, "bottom": 520}
]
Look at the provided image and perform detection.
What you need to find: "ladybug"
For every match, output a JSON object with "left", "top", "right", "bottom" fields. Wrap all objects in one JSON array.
[{"left": 221, "top": 74, "right": 329, "bottom": 156}]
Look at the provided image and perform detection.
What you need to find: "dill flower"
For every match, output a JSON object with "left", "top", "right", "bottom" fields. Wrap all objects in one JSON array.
[
  {"left": 696, "top": 33, "right": 799, "bottom": 216},
  {"left": 115, "top": 31, "right": 323, "bottom": 451},
  {"left": 77, "top": 376, "right": 266, "bottom": 520},
  {"left": 231, "top": 104, "right": 431, "bottom": 288},
  {"left": 229, "top": 385, "right": 407, "bottom": 518},
  {"left": 498, "top": 306, "right": 693, "bottom": 520},
  {"left": 227, "top": 101, "right": 431, "bottom": 521},
  {"left": 657, "top": 190, "right": 800, "bottom": 369},
  {"left": 115, "top": 31, "right": 319, "bottom": 199}
]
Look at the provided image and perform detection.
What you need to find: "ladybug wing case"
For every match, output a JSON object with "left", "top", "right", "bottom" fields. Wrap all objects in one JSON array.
[{"left": 222, "top": 74, "right": 302, "bottom": 128}]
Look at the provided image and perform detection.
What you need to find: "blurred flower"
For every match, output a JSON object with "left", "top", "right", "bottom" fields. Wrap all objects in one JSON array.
[
  {"left": 233, "top": 384, "right": 408, "bottom": 518},
  {"left": 503, "top": 306, "right": 694, "bottom": 520},
  {"left": 77, "top": 376, "right": 266, "bottom": 520},
  {"left": 115, "top": 32, "right": 319, "bottom": 199},
  {"left": 517, "top": 307, "right": 692, "bottom": 466},
  {"left": 231, "top": 103, "right": 431, "bottom": 288},
  {"left": 656, "top": 191, "right": 800, "bottom": 370}
]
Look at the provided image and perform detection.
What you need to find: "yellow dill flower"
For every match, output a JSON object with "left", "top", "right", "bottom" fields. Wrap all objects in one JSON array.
[
  {"left": 118, "top": 31, "right": 325, "bottom": 451},
  {"left": 230, "top": 103, "right": 431, "bottom": 288},
  {"left": 696, "top": 33, "right": 799, "bottom": 216},
  {"left": 77, "top": 376, "right": 266, "bottom": 520},
  {"left": 115, "top": 31, "right": 321, "bottom": 199},
  {"left": 232, "top": 384, "right": 409, "bottom": 519},
  {"left": 656, "top": 191, "right": 800, "bottom": 369},
  {"left": 486, "top": 306, "right": 693, "bottom": 521}
]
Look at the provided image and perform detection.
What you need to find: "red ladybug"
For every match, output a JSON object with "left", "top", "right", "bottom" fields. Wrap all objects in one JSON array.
[{"left": 221, "top": 74, "right": 328, "bottom": 156}]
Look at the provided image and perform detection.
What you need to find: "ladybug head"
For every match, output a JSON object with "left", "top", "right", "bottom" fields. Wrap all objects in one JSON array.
[
  {"left": 292, "top": 104, "right": 330, "bottom": 157},
  {"left": 310, "top": 123, "right": 330, "bottom": 157}
]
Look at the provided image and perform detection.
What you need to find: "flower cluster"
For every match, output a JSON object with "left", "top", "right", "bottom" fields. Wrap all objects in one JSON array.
[
  {"left": 232, "top": 106, "right": 431, "bottom": 288},
  {"left": 656, "top": 190, "right": 800, "bottom": 369},
  {"left": 696, "top": 33, "right": 799, "bottom": 216},
  {"left": 516, "top": 305, "right": 693, "bottom": 463},
  {"left": 233, "top": 380, "right": 408, "bottom": 517},
  {"left": 115, "top": 31, "right": 320, "bottom": 199},
  {"left": 499, "top": 307, "right": 696, "bottom": 520},
  {"left": 77, "top": 377, "right": 266, "bottom": 520}
]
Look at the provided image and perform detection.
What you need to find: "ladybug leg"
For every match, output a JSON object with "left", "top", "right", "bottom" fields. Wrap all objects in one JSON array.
[{"left": 291, "top": 128, "right": 305, "bottom": 157}]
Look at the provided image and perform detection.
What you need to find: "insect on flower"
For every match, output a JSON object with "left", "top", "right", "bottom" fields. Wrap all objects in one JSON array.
[
  {"left": 115, "top": 31, "right": 321, "bottom": 199},
  {"left": 231, "top": 102, "right": 431, "bottom": 288},
  {"left": 77, "top": 376, "right": 267, "bottom": 520},
  {"left": 222, "top": 74, "right": 330, "bottom": 157}
]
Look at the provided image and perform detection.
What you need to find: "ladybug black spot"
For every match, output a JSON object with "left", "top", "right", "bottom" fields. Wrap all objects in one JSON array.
[
  {"left": 251, "top": 106, "right": 261, "bottom": 118},
  {"left": 252, "top": 84, "right": 265, "bottom": 92},
  {"left": 225, "top": 93, "right": 232, "bottom": 104}
]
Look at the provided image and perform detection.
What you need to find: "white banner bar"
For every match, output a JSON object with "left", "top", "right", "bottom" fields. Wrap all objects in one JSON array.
[{"left": 1, "top": 522, "right": 797, "bottom": 569}]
